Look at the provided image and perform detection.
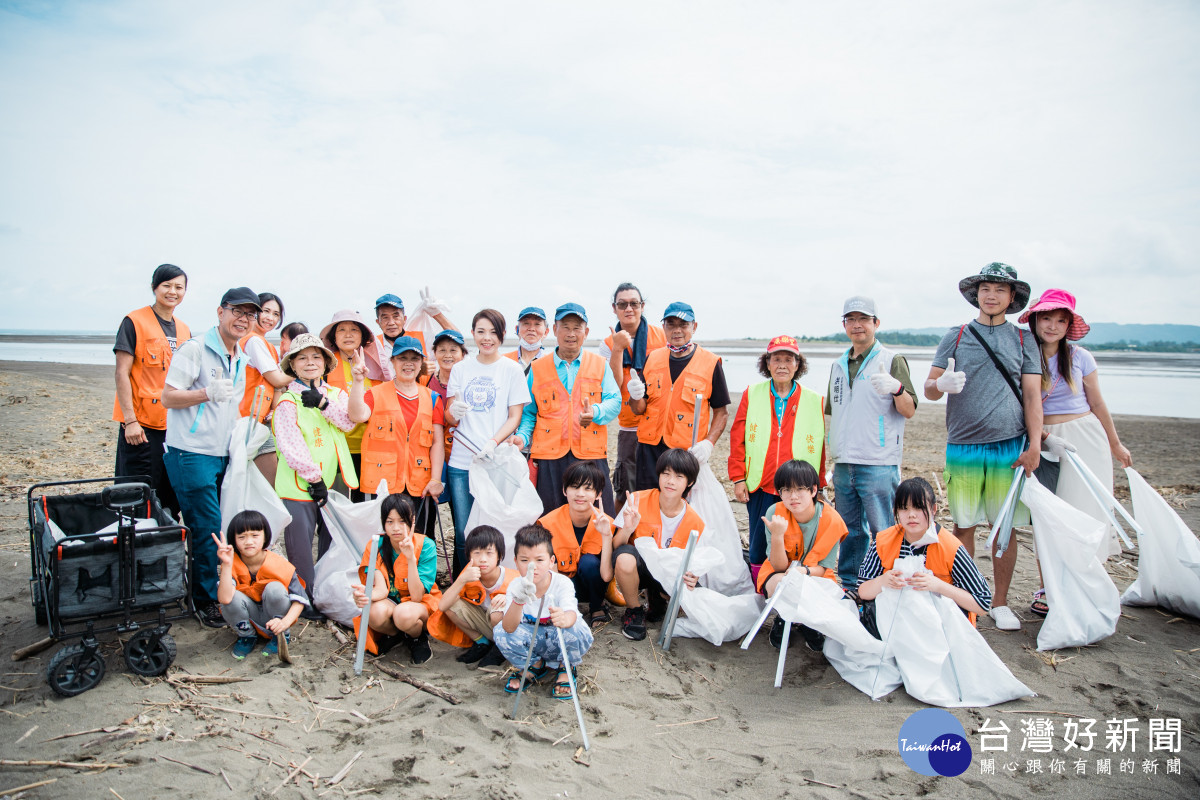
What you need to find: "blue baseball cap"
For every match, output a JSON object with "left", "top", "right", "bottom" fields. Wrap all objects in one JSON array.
[
  {"left": 518, "top": 306, "right": 547, "bottom": 321},
  {"left": 375, "top": 293, "right": 404, "bottom": 311},
  {"left": 662, "top": 301, "right": 695, "bottom": 322},
  {"left": 390, "top": 335, "right": 424, "bottom": 357},
  {"left": 432, "top": 329, "right": 465, "bottom": 347},
  {"left": 554, "top": 302, "right": 588, "bottom": 323}
]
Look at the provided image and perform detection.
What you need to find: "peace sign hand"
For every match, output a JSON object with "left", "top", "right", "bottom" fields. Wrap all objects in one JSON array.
[{"left": 212, "top": 532, "right": 234, "bottom": 567}]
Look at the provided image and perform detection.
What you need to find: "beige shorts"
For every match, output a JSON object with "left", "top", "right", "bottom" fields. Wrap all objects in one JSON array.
[{"left": 450, "top": 598, "right": 496, "bottom": 638}]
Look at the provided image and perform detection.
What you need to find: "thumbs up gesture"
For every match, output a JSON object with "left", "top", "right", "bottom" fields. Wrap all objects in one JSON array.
[
  {"left": 867, "top": 358, "right": 902, "bottom": 397},
  {"left": 935, "top": 357, "right": 967, "bottom": 394}
]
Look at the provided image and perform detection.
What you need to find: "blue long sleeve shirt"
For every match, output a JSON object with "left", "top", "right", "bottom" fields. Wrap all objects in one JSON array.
[{"left": 516, "top": 350, "right": 622, "bottom": 447}]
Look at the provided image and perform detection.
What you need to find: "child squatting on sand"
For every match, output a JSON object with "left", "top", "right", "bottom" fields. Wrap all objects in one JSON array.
[
  {"left": 494, "top": 525, "right": 595, "bottom": 700},
  {"left": 214, "top": 510, "right": 309, "bottom": 660}
]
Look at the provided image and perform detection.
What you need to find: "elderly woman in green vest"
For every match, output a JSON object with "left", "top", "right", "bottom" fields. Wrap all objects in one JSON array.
[
  {"left": 273, "top": 333, "right": 362, "bottom": 609},
  {"left": 726, "top": 335, "right": 827, "bottom": 586}
]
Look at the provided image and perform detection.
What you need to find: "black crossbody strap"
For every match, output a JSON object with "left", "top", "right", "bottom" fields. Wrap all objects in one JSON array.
[{"left": 965, "top": 324, "right": 1023, "bottom": 404}]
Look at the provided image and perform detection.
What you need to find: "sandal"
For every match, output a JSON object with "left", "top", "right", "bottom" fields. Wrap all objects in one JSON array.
[
  {"left": 503, "top": 660, "right": 548, "bottom": 693},
  {"left": 1030, "top": 589, "right": 1049, "bottom": 618},
  {"left": 550, "top": 666, "right": 576, "bottom": 700}
]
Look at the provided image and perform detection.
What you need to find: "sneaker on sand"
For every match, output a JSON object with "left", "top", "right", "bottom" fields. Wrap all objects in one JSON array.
[{"left": 990, "top": 605, "right": 1021, "bottom": 631}]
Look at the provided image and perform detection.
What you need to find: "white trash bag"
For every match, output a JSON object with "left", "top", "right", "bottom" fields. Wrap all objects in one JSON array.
[
  {"left": 466, "top": 444, "right": 542, "bottom": 569},
  {"left": 874, "top": 555, "right": 1035, "bottom": 707},
  {"left": 1023, "top": 478, "right": 1120, "bottom": 650},
  {"left": 220, "top": 417, "right": 291, "bottom": 537},
  {"left": 1121, "top": 468, "right": 1200, "bottom": 619},
  {"left": 635, "top": 538, "right": 763, "bottom": 645},
  {"left": 312, "top": 484, "right": 391, "bottom": 626},
  {"left": 686, "top": 463, "right": 755, "bottom": 596}
]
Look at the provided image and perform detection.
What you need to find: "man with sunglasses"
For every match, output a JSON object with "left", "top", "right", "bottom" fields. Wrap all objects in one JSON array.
[{"left": 162, "top": 287, "right": 259, "bottom": 628}]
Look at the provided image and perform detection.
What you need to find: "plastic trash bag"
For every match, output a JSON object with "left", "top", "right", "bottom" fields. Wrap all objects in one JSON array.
[
  {"left": 220, "top": 418, "right": 291, "bottom": 537},
  {"left": 634, "top": 538, "right": 764, "bottom": 645},
  {"left": 466, "top": 444, "right": 542, "bottom": 568},
  {"left": 1023, "top": 478, "right": 1120, "bottom": 650},
  {"left": 311, "top": 483, "right": 391, "bottom": 626},
  {"left": 1121, "top": 468, "right": 1200, "bottom": 619},
  {"left": 686, "top": 463, "right": 755, "bottom": 596}
]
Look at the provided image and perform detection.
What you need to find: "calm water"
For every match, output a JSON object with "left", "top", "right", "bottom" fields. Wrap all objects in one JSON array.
[{"left": 1, "top": 338, "right": 1196, "bottom": 419}]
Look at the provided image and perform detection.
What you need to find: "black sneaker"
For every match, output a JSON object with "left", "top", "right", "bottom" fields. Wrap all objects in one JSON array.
[
  {"left": 800, "top": 625, "right": 826, "bottom": 653},
  {"left": 408, "top": 632, "right": 433, "bottom": 664},
  {"left": 622, "top": 607, "right": 647, "bottom": 641},
  {"left": 477, "top": 643, "right": 506, "bottom": 668},
  {"left": 769, "top": 616, "right": 785, "bottom": 649},
  {"left": 456, "top": 640, "right": 494, "bottom": 664},
  {"left": 198, "top": 602, "right": 227, "bottom": 629}
]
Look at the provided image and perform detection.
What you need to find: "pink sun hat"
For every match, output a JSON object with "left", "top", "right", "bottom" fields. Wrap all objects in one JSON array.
[{"left": 1018, "top": 289, "right": 1090, "bottom": 340}]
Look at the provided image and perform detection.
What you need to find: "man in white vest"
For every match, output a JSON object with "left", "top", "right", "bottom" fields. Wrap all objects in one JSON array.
[{"left": 825, "top": 296, "right": 917, "bottom": 588}]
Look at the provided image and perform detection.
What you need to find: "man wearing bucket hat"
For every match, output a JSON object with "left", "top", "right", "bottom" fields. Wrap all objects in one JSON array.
[
  {"left": 925, "top": 262, "right": 1044, "bottom": 631},
  {"left": 504, "top": 306, "right": 551, "bottom": 374},
  {"left": 162, "top": 287, "right": 259, "bottom": 627},
  {"left": 824, "top": 297, "right": 918, "bottom": 589},
  {"left": 510, "top": 303, "right": 622, "bottom": 515},
  {"left": 373, "top": 289, "right": 457, "bottom": 381},
  {"left": 629, "top": 301, "right": 730, "bottom": 490}
]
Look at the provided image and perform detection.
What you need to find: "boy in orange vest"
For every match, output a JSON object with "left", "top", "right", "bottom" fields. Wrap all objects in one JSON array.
[
  {"left": 611, "top": 448, "right": 705, "bottom": 641},
  {"left": 509, "top": 303, "right": 622, "bottom": 516},
  {"left": 439, "top": 525, "right": 516, "bottom": 667},
  {"left": 856, "top": 477, "right": 992, "bottom": 633},
  {"left": 535, "top": 461, "right": 616, "bottom": 627},
  {"left": 627, "top": 302, "right": 730, "bottom": 490}
]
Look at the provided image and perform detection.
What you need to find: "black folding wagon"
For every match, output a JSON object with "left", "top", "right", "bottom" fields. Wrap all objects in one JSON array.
[{"left": 27, "top": 477, "right": 193, "bottom": 696}]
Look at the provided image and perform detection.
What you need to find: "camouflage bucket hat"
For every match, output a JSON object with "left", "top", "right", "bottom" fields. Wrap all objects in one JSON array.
[{"left": 958, "top": 262, "right": 1031, "bottom": 314}]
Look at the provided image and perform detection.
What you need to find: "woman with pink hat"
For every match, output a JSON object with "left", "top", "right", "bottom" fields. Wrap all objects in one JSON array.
[{"left": 1021, "top": 289, "right": 1133, "bottom": 616}]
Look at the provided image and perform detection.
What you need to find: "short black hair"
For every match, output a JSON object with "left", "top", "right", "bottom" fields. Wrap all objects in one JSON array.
[
  {"left": 151, "top": 263, "right": 187, "bottom": 290},
  {"left": 656, "top": 448, "right": 700, "bottom": 499},
  {"left": 280, "top": 321, "right": 308, "bottom": 341},
  {"left": 514, "top": 524, "right": 554, "bottom": 559},
  {"left": 612, "top": 282, "right": 643, "bottom": 303},
  {"left": 756, "top": 350, "right": 808, "bottom": 381},
  {"left": 380, "top": 494, "right": 416, "bottom": 529},
  {"left": 562, "top": 460, "right": 607, "bottom": 494},
  {"left": 471, "top": 308, "right": 507, "bottom": 344},
  {"left": 465, "top": 525, "right": 506, "bottom": 561},
  {"left": 893, "top": 477, "right": 937, "bottom": 522},
  {"left": 257, "top": 292, "right": 285, "bottom": 330},
  {"left": 226, "top": 509, "right": 272, "bottom": 548},
  {"left": 773, "top": 460, "right": 819, "bottom": 494}
]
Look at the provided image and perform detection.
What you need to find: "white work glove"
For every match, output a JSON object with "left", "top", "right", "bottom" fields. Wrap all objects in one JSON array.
[
  {"left": 689, "top": 439, "right": 713, "bottom": 463},
  {"left": 420, "top": 286, "right": 450, "bottom": 317},
  {"left": 205, "top": 379, "right": 235, "bottom": 403},
  {"left": 472, "top": 439, "right": 497, "bottom": 464},
  {"left": 1042, "top": 433, "right": 1077, "bottom": 459},
  {"left": 867, "top": 360, "right": 902, "bottom": 397},
  {"left": 626, "top": 371, "right": 646, "bottom": 400},
  {"left": 934, "top": 357, "right": 967, "bottom": 395},
  {"left": 449, "top": 399, "right": 470, "bottom": 419},
  {"left": 506, "top": 576, "right": 538, "bottom": 607}
]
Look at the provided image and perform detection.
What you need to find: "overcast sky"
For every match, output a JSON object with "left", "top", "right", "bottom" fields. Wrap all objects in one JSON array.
[{"left": 1, "top": 1, "right": 1197, "bottom": 339}]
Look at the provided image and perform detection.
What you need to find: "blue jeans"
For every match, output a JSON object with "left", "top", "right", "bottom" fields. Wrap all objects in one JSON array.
[
  {"left": 446, "top": 466, "right": 473, "bottom": 578},
  {"left": 833, "top": 463, "right": 900, "bottom": 588},
  {"left": 746, "top": 487, "right": 782, "bottom": 566},
  {"left": 164, "top": 447, "right": 228, "bottom": 606}
]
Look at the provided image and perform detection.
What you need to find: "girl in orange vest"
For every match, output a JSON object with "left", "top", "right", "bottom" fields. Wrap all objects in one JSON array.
[
  {"left": 239, "top": 292, "right": 292, "bottom": 486},
  {"left": 755, "top": 460, "right": 848, "bottom": 651},
  {"left": 856, "top": 477, "right": 992, "bottom": 634},
  {"left": 611, "top": 448, "right": 705, "bottom": 641},
  {"left": 320, "top": 310, "right": 385, "bottom": 502},
  {"left": 113, "top": 263, "right": 190, "bottom": 518},
  {"left": 213, "top": 510, "right": 308, "bottom": 660}
]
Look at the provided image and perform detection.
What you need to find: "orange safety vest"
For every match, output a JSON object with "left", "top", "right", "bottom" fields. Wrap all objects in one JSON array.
[
  {"left": 112, "top": 306, "right": 191, "bottom": 430},
  {"left": 626, "top": 489, "right": 705, "bottom": 549},
  {"left": 529, "top": 352, "right": 608, "bottom": 460},
  {"left": 460, "top": 566, "right": 517, "bottom": 607},
  {"left": 755, "top": 501, "right": 848, "bottom": 592},
  {"left": 359, "top": 383, "right": 437, "bottom": 495},
  {"left": 604, "top": 324, "right": 667, "bottom": 428},
  {"left": 537, "top": 504, "right": 611, "bottom": 576},
  {"left": 238, "top": 332, "right": 278, "bottom": 422},
  {"left": 231, "top": 551, "right": 303, "bottom": 603},
  {"left": 637, "top": 346, "right": 720, "bottom": 448},
  {"left": 876, "top": 524, "right": 977, "bottom": 626}
]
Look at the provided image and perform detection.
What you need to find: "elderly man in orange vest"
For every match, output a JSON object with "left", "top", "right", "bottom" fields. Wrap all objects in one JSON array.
[
  {"left": 509, "top": 303, "right": 622, "bottom": 516},
  {"left": 628, "top": 301, "right": 730, "bottom": 490}
]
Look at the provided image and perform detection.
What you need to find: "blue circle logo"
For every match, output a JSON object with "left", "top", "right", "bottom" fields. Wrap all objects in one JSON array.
[{"left": 898, "top": 709, "right": 973, "bottom": 776}]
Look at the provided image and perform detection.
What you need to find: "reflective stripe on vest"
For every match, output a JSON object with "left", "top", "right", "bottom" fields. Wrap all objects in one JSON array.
[
  {"left": 637, "top": 346, "right": 720, "bottom": 448},
  {"left": 359, "top": 383, "right": 437, "bottom": 495},
  {"left": 742, "top": 380, "right": 824, "bottom": 492},
  {"left": 628, "top": 489, "right": 705, "bottom": 549},
  {"left": 529, "top": 352, "right": 608, "bottom": 460},
  {"left": 112, "top": 306, "right": 191, "bottom": 429},
  {"left": 537, "top": 504, "right": 611, "bottom": 576},
  {"left": 238, "top": 332, "right": 279, "bottom": 422},
  {"left": 273, "top": 388, "right": 358, "bottom": 501},
  {"left": 604, "top": 324, "right": 667, "bottom": 428},
  {"left": 232, "top": 551, "right": 302, "bottom": 602}
]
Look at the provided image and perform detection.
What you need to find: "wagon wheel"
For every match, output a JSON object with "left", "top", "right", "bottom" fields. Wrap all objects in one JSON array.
[
  {"left": 46, "top": 644, "right": 106, "bottom": 697},
  {"left": 123, "top": 630, "right": 177, "bottom": 677}
]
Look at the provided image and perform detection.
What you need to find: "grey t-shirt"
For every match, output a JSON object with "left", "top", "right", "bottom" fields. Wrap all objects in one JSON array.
[{"left": 932, "top": 320, "right": 1041, "bottom": 445}]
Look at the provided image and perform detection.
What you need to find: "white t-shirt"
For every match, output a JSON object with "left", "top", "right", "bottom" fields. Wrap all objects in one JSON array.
[
  {"left": 446, "top": 356, "right": 531, "bottom": 469},
  {"left": 614, "top": 500, "right": 687, "bottom": 548}
]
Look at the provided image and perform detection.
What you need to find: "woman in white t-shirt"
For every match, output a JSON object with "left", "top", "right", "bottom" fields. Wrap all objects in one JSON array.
[
  {"left": 239, "top": 292, "right": 293, "bottom": 484},
  {"left": 444, "top": 309, "right": 532, "bottom": 577}
]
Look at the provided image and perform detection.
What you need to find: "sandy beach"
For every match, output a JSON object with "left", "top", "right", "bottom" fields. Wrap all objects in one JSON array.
[{"left": 1, "top": 360, "right": 1198, "bottom": 798}]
